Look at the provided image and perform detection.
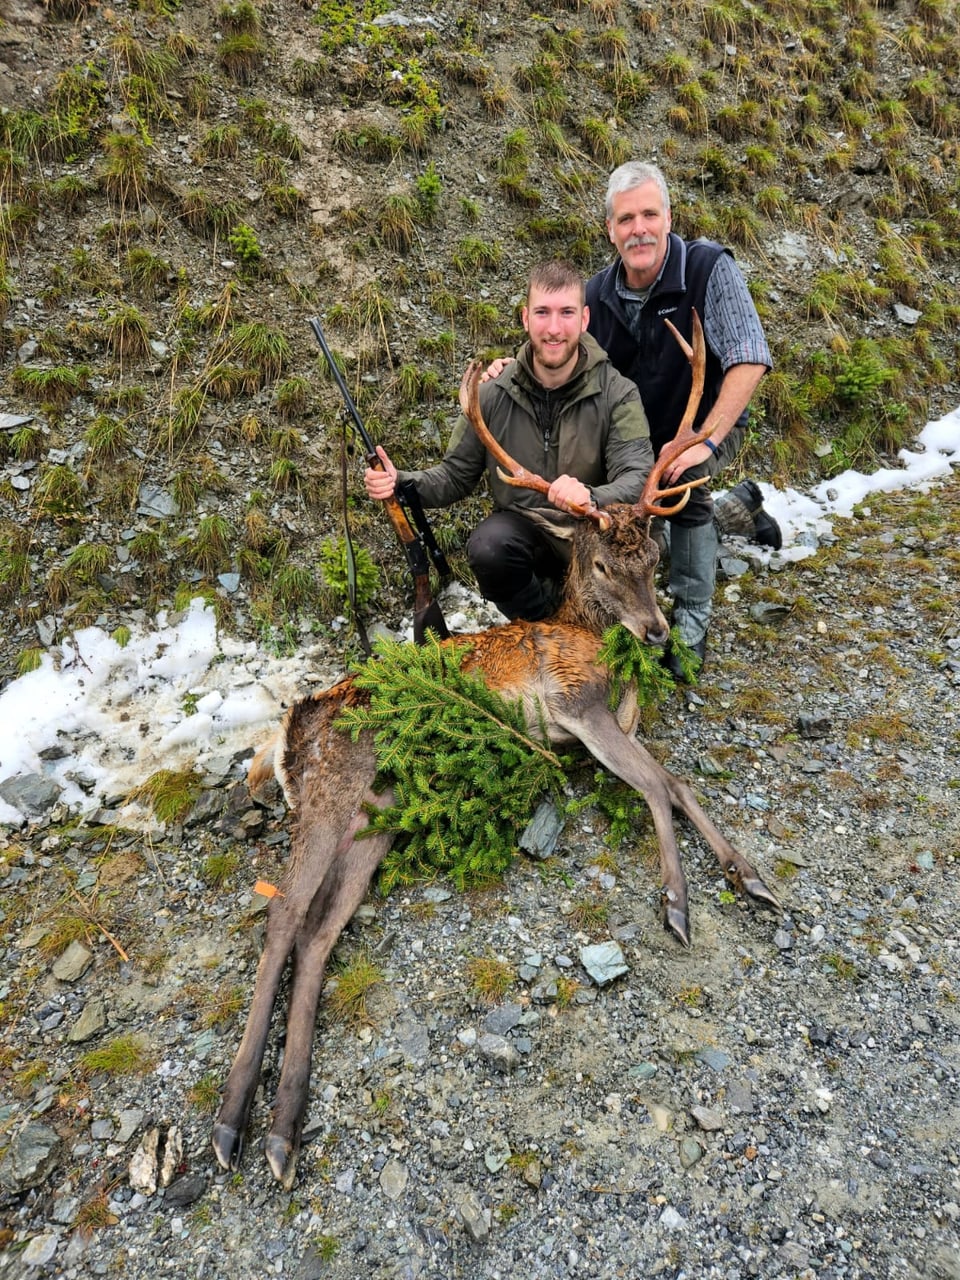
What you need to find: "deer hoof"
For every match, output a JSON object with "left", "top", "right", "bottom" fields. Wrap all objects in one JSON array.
[
  {"left": 265, "top": 1133, "right": 298, "bottom": 1190},
  {"left": 742, "top": 873, "right": 782, "bottom": 912},
  {"left": 211, "top": 1122, "right": 244, "bottom": 1172},
  {"left": 661, "top": 892, "right": 691, "bottom": 948}
]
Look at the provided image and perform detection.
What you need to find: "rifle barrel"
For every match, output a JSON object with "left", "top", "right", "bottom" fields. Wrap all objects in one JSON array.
[{"left": 308, "top": 317, "right": 376, "bottom": 457}]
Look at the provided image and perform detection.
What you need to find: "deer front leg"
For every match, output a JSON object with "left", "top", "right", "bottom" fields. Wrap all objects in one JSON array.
[
  {"left": 565, "top": 706, "right": 694, "bottom": 946},
  {"left": 265, "top": 796, "right": 395, "bottom": 1189},
  {"left": 660, "top": 772, "right": 781, "bottom": 911}
]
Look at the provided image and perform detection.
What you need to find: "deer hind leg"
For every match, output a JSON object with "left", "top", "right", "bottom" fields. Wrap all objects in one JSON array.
[
  {"left": 212, "top": 885, "right": 311, "bottom": 1171},
  {"left": 214, "top": 690, "right": 385, "bottom": 1175},
  {"left": 265, "top": 792, "right": 395, "bottom": 1189}
]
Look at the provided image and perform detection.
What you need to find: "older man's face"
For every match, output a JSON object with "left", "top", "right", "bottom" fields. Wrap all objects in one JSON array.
[{"left": 606, "top": 180, "right": 671, "bottom": 290}]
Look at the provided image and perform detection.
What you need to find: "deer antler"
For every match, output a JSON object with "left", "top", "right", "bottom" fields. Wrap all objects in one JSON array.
[
  {"left": 636, "top": 310, "right": 722, "bottom": 519},
  {"left": 459, "top": 362, "right": 611, "bottom": 530}
]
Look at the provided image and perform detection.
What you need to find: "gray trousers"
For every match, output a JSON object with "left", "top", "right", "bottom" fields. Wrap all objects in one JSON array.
[{"left": 658, "top": 424, "right": 744, "bottom": 648}]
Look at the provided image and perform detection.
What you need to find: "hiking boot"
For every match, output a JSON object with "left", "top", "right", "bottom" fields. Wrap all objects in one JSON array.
[
  {"left": 753, "top": 506, "right": 783, "bottom": 550},
  {"left": 661, "top": 635, "right": 706, "bottom": 684},
  {"left": 720, "top": 479, "right": 783, "bottom": 550}
]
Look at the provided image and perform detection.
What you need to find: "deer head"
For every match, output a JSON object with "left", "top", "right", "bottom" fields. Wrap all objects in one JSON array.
[{"left": 458, "top": 313, "right": 718, "bottom": 646}]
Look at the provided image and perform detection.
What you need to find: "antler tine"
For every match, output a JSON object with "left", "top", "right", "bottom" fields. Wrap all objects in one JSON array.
[
  {"left": 636, "top": 311, "right": 720, "bottom": 520},
  {"left": 459, "top": 361, "right": 609, "bottom": 528}
]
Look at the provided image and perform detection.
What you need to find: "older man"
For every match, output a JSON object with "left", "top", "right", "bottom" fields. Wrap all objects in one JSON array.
[
  {"left": 366, "top": 260, "right": 652, "bottom": 621},
  {"left": 586, "top": 161, "right": 779, "bottom": 677}
]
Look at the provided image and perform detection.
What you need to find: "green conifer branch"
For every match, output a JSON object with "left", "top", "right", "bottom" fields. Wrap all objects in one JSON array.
[
  {"left": 336, "top": 636, "right": 568, "bottom": 892},
  {"left": 596, "top": 623, "right": 681, "bottom": 709}
]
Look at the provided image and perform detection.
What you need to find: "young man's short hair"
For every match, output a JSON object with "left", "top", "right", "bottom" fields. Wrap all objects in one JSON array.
[{"left": 526, "top": 259, "right": 585, "bottom": 305}]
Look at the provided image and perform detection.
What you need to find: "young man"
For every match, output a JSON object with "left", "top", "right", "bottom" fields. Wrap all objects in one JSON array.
[
  {"left": 365, "top": 261, "right": 653, "bottom": 621},
  {"left": 586, "top": 160, "right": 779, "bottom": 676}
]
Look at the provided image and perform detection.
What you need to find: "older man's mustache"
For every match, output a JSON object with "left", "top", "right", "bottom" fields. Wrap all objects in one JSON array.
[{"left": 625, "top": 235, "right": 658, "bottom": 249}]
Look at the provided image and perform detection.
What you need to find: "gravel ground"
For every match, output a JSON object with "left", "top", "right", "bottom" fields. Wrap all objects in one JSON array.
[{"left": 2, "top": 478, "right": 959, "bottom": 1280}]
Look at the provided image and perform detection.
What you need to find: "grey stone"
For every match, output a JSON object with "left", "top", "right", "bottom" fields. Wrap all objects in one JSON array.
[
  {"left": 482, "top": 1002, "right": 522, "bottom": 1036},
  {"left": 137, "top": 484, "right": 178, "bottom": 518},
  {"left": 21, "top": 1232, "right": 60, "bottom": 1267},
  {"left": 115, "top": 1109, "right": 144, "bottom": 1144},
  {"left": 797, "top": 711, "right": 832, "bottom": 738},
  {"left": 0, "top": 1122, "right": 61, "bottom": 1192},
  {"left": 519, "top": 800, "right": 563, "bottom": 860},
  {"left": 395, "top": 1012, "right": 430, "bottom": 1062},
  {"left": 893, "top": 302, "right": 921, "bottom": 325},
  {"left": 484, "top": 1136, "right": 511, "bottom": 1173},
  {"left": 0, "top": 772, "right": 63, "bottom": 817},
  {"left": 379, "top": 1158, "right": 409, "bottom": 1201},
  {"left": 52, "top": 940, "right": 94, "bottom": 982},
  {"left": 690, "top": 1106, "right": 724, "bottom": 1132},
  {"left": 679, "top": 1138, "right": 704, "bottom": 1169},
  {"left": 579, "top": 940, "right": 628, "bottom": 986},
  {"left": 778, "top": 1242, "right": 810, "bottom": 1268},
  {"left": 163, "top": 1174, "right": 207, "bottom": 1207},
  {"left": 478, "top": 1033, "right": 520, "bottom": 1074},
  {"left": 68, "top": 998, "right": 107, "bottom": 1042},
  {"left": 718, "top": 554, "right": 750, "bottom": 578},
  {"left": 459, "top": 1190, "right": 491, "bottom": 1242},
  {"left": 0, "top": 412, "right": 35, "bottom": 430},
  {"left": 696, "top": 1048, "right": 731, "bottom": 1072}
]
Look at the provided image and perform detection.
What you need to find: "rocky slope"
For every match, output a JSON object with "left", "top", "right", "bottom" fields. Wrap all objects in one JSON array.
[
  {"left": 1, "top": 478, "right": 959, "bottom": 1280},
  {"left": 1, "top": 1, "right": 960, "bottom": 1277}
]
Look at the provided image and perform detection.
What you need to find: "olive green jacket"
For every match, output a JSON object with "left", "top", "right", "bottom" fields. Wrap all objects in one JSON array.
[{"left": 399, "top": 334, "right": 652, "bottom": 552}]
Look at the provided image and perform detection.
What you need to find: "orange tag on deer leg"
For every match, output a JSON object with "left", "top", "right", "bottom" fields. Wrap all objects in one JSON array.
[{"left": 253, "top": 880, "right": 284, "bottom": 899}]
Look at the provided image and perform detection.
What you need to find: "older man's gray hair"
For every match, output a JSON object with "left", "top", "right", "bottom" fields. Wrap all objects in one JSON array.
[{"left": 604, "top": 162, "right": 671, "bottom": 220}]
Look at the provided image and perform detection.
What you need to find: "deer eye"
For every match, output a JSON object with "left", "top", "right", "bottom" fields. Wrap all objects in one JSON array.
[{"left": 593, "top": 559, "right": 608, "bottom": 576}]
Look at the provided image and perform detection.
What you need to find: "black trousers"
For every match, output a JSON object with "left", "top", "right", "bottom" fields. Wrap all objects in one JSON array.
[{"left": 466, "top": 510, "right": 567, "bottom": 604}]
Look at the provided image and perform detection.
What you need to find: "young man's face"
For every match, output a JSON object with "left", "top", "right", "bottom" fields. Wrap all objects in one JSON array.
[
  {"left": 522, "top": 283, "right": 589, "bottom": 378},
  {"left": 606, "top": 179, "right": 672, "bottom": 290}
]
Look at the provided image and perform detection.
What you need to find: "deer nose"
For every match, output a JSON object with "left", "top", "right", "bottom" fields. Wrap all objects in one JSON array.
[{"left": 646, "top": 623, "right": 669, "bottom": 647}]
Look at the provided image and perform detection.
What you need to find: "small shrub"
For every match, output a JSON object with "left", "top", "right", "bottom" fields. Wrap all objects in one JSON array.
[
  {"left": 218, "top": 33, "right": 267, "bottom": 84},
  {"left": 227, "top": 222, "right": 263, "bottom": 271},
  {"left": 133, "top": 768, "right": 204, "bottom": 824},
  {"left": 466, "top": 955, "right": 514, "bottom": 1004},
  {"left": 319, "top": 537, "right": 380, "bottom": 613},
  {"left": 325, "top": 952, "right": 383, "bottom": 1026},
  {"left": 79, "top": 1034, "right": 155, "bottom": 1077}
]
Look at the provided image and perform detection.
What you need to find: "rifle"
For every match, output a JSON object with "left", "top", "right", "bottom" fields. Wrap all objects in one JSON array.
[{"left": 308, "top": 317, "right": 450, "bottom": 645}]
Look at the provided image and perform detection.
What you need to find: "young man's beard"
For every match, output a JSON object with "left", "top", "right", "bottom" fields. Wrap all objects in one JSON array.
[{"left": 530, "top": 333, "right": 580, "bottom": 371}]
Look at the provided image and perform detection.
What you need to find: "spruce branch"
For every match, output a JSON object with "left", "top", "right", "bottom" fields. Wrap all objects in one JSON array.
[
  {"left": 336, "top": 636, "right": 568, "bottom": 892},
  {"left": 597, "top": 623, "right": 678, "bottom": 709}
]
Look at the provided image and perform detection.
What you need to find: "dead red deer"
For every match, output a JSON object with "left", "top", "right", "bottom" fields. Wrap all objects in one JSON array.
[{"left": 212, "top": 316, "right": 780, "bottom": 1187}]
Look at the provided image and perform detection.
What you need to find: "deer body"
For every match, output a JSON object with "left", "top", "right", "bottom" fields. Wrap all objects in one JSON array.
[{"left": 213, "top": 320, "right": 779, "bottom": 1186}]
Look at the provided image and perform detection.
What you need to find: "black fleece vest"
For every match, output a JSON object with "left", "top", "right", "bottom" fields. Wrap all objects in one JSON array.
[{"left": 585, "top": 235, "right": 731, "bottom": 453}]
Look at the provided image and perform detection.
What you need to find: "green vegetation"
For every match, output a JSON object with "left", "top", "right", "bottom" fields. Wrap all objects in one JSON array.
[
  {"left": 132, "top": 768, "right": 204, "bottom": 824},
  {"left": 324, "top": 951, "right": 383, "bottom": 1026},
  {"left": 338, "top": 636, "right": 568, "bottom": 892},
  {"left": 320, "top": 537, "right": 381, "bottom": 615},
  {"left": 466, "top": 954, "right": 515, "bottom": 1003},
  {"left": 78, "top": 1034, "right": 156, "bottom": 1077}
]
